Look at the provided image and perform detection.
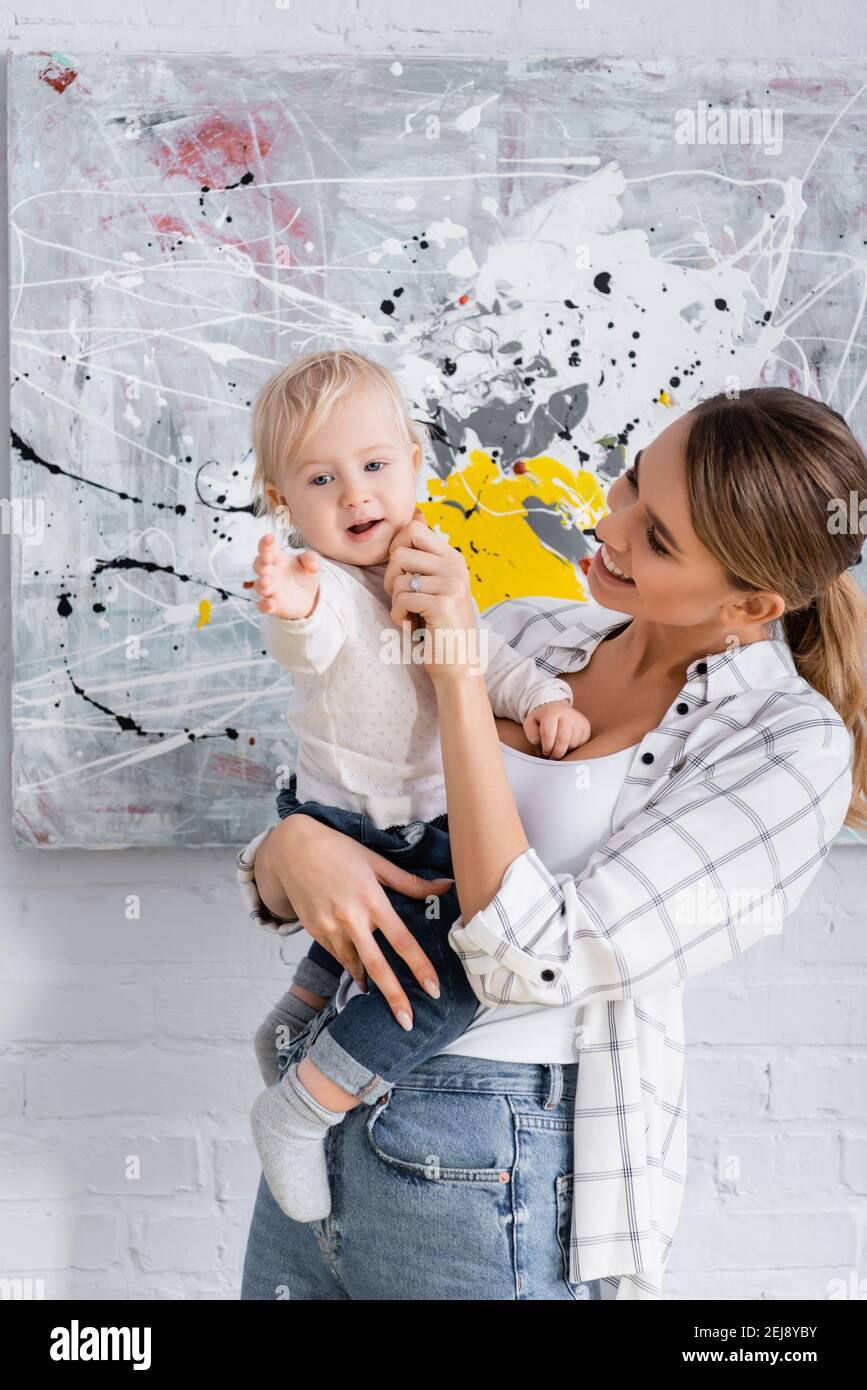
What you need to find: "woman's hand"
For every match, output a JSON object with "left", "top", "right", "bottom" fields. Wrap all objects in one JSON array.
[
  {"left": 256, "top": 814, "right": 454, "bottom": 1028},
  {"left": 383, "top": 507, "right": 480, "bottom": 685}
]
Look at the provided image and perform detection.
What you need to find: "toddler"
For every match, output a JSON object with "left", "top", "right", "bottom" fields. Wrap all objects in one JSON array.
[{"left": 247, "top": 349, "right": 591, "bottom": 1222}]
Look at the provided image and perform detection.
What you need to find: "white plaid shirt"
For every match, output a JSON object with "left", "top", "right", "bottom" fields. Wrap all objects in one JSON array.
[{"left": 237, "top": 595, "right": 854, "bottom": 1301}]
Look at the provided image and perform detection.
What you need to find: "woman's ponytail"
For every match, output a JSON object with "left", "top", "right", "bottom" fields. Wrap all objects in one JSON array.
[
  {"left": 785, "top": 571, "right": 867, "bottom": 831},
  {"left": 684, "top": 387, "right": 867, "bottom": 833}
]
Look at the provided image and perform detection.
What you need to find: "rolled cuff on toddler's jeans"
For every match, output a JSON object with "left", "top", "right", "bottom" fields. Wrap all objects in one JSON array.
[
  {"left": 304, "top": 1025, "right": 393, "bottom": 1107},
  {"left": 291, "top": 953, "right": 343, "bottom": 999},
  {"left": 236, "top": 826, "right": 303, "bottom": 935}
]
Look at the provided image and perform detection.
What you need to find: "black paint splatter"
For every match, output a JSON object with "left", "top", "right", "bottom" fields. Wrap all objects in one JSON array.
[
  {"left": 11, "top": 428, "right": 186, "bottom": 514},
  {"left": 65, "top": 664, "right": 244, "bottom": 743},
  {"left": 66, "top": 666, "right": 149, "bottom": 737},
  {"left": 90, "top": 555, "right": 245, "bottom": 603}
]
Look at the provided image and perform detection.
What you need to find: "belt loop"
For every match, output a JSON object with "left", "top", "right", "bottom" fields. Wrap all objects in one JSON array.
[{"left": 543, "top": 1062, "right": 563, "bottom": 1109}]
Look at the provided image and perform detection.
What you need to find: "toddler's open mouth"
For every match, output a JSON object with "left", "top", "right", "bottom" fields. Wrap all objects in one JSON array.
[{"left": 346, "top": 518, "right": 383, "bottom": 539}]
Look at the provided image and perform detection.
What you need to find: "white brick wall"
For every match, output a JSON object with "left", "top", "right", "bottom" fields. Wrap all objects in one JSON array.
[{"left": 1, "top": 0, "right": 865, "bottom": 1302}]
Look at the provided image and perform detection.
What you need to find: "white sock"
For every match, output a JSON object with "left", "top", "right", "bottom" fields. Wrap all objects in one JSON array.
[{"left": 250, "top": 1062, "right": 345, "bottom": 1222}]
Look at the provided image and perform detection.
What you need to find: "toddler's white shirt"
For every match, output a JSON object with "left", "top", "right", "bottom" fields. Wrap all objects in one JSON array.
[{"left": 261, "top": 553, "right": 573, "bottom": 828}]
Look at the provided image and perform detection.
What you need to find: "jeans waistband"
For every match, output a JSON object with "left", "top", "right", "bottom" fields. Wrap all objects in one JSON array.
[{"left": 388, "top": 1050, "right": 579, "bottom": 1106}]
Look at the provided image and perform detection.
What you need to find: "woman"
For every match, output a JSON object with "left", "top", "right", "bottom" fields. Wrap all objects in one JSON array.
[{"left": 238, "top": 387, "right": 867, "bottom": 1300}]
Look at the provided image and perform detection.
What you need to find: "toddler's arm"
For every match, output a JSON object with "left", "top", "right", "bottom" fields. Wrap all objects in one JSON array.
[
  {"left": 522, "top": 698, "right": 591, "bottom": 758},
  {"left": 254, "top": 536, "right": 350, "bottom": 674},
  {"left": 472, "top": 599, "right": 592, "bottom": 758},
  {"left": 474, "top": 598, "right": 574, "bottom": 722}
]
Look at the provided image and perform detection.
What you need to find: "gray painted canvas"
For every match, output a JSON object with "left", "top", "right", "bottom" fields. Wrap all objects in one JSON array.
[{"left": 7, "top": 53, "right": 866, "bottom": 847}]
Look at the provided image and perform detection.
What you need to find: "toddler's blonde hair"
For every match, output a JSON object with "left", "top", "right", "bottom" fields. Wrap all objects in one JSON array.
[{"left": 250, "top": 350, "right": 430, "bottom": 546}]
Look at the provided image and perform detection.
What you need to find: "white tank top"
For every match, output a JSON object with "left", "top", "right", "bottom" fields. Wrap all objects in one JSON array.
[{"left": 437, "top": 740, "right": 638, "bottom": 1063}]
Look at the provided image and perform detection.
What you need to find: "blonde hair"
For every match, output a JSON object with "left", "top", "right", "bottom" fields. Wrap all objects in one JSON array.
[
  {"left": 250, "top": 350, "right": 430, "bottom": 546},
  {"left": 684, "top": 387, "right": 867, "bottom": 832}
]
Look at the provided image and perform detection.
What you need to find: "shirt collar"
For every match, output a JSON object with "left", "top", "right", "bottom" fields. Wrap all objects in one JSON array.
[{"left": 544, "top": 601, "right": 799, "bottom": 702}]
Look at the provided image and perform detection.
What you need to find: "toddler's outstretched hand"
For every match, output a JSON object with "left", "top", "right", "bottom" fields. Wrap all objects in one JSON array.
[
  {"left": 253, "top": 533, "right": 321, "bottom": 620},
  {"left": 523, "top": 700, "right": 592, "bottom": 760}
]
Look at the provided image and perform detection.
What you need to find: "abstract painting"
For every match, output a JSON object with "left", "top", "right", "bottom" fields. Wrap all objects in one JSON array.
[{"left": 8, "top": 53, "right": 867, "bottom": 846}]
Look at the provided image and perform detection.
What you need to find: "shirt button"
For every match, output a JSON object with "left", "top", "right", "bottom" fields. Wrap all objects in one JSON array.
[
  {"left": 641, "top": 752, "right": 654, "bottom": 764},
  {"left": 696, "top": 661, "right": 707, "bottom": 675},
  {"left": 676, "top": 702, "right": 689, "bottom": 714},
  {"left": 541, "top": 968, "right": 556, "bottom": 981}
]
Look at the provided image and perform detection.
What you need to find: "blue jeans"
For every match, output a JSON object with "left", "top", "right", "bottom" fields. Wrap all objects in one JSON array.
[
  {"left": 274, "top": 775, "right": 479, "bottom": 1105},
  {"left": 241, "top": 1022, "right": 601, "bottom": 1301}
]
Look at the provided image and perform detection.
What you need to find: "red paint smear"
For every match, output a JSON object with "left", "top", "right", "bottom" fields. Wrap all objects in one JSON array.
[
  {"left": 766, "top": 78, "right": 829, "bottom": 96},
  {"left": 152, "top": 214, "right": 191, "bottom": 239},
  {"left": 145, "top": 212, "right": 197, "bottom": 250},
  {"left": 15, "top": 806, "right": 52, "bottom": 845},
  {"left": 145, "top": 110, "right": 316, "bottom": 260},
  {"left": 211, "top": 753, "right": 272, "bottom": 784},
  {"left": 458, "top": 294, "right": 470, "bottom": 305},
  {"left": 269, "top": 191, "right": 315, "bottom": 248},
  {"left": 39, "top": 61, "right": 78, "bottom": 95},
  {"left": 151, "top": 111, "right": 274, "bottom": 187}
]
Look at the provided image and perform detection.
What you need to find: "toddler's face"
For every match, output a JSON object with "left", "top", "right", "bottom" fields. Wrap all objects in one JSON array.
[{"left": 266, "top": 386, "right": 420, "bottom": 565}]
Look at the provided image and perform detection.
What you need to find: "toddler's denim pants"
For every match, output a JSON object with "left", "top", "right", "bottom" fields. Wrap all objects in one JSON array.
[{"left": 275, "top": 774, "right": 479, "bottom": 1105}]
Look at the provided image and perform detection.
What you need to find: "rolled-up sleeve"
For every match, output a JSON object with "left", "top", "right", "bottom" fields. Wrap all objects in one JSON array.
[
  {"left": 447, "top": 714, "right": 854, "bottom": 1007},
  {"left": 236, "top": 826, "right": 303, "bottom": 936}
]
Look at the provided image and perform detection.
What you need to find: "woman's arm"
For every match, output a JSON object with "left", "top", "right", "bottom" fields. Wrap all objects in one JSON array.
[
  {"left": 252, "top": 823, "right": 302, "bottom": 923},
  {"left": 237, "top": 825, "right": 303, "bottom": 933},
  {"left": 433, "top": 673, "right": 531, "bottom": 924},
  {"left": 442, "top": 708, "right": 853, "bottom": 1008},
  {"left": 237, "top": 812, "right": 455, "bottom": 1023},
  {"left": 383, "top": 513, "right": 533, "bottom": 924},
  {"left": 384, "top": 512, "right": 855, "bottom": 1011}
]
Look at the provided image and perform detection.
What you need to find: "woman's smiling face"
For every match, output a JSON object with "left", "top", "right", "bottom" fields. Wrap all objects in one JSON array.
[{"left": 591, "top": 411, "right": 747, "bottom": 627}]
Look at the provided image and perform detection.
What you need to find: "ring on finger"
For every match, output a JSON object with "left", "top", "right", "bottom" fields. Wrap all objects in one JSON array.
[{"left": 409, "top": 572, "right": 423, "bottom": 592}]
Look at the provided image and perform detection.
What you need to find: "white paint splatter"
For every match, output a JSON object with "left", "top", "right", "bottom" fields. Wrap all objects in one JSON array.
[{"left": 455, "top": 94, "right": 499, "bottom": 132}]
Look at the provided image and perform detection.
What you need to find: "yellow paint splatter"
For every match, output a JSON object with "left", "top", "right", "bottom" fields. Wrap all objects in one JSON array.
[
  {"left": 658, "top": 389, "right": 672, "bottom": 407},
  {"left": 420, "top": 449, "right": 608, "bottom": 611},
  {"left": 197, "top": 598, "right": 211, "bottom": 629}
]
